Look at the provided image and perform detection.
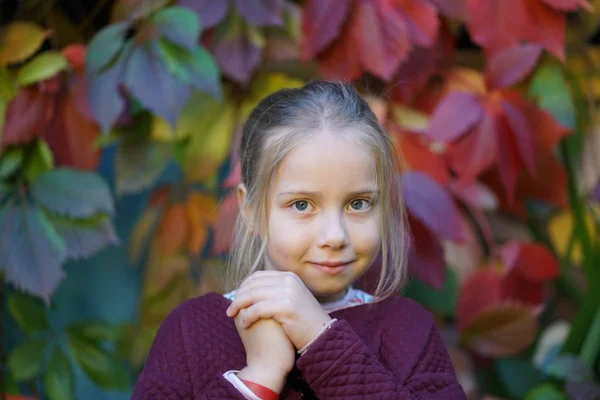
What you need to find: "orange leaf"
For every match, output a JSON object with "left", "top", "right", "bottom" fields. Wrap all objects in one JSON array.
[
  {"left": 397, "top": 132, "right": 450, "bottom": 185},
  {"left": 186, "top": 193, "right": 218, "bottom": 254},
  {"left": 157, "top": 204, "right": 189, "bottom": 255},
  {"left": 460, "top": 302, "right": 538, "bottom": 357},
  {"left": 457, "top": 268, "right": 504, "bottom": 332}
]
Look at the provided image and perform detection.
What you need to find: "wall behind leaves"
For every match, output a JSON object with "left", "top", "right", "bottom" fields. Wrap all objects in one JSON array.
[{"left": 1, "top": 0, "right": 600, "bottom": 399}]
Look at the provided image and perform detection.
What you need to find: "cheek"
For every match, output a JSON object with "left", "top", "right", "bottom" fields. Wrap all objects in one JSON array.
[
  {"left": 349, "top": 217, "right": 381, "bottom": 254},
  {"left": 267, "top": 209, "right": 312, "bottom": 265}
]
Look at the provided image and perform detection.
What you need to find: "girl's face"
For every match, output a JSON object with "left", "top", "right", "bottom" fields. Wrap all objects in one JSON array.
[{"left": 266, "top": 130, "right": 382, "bottom": 302}]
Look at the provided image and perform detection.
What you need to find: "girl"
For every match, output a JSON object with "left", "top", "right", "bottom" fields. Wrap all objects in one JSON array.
[{"left": 132, "top": 81, "right": 466, "bottom": 399}]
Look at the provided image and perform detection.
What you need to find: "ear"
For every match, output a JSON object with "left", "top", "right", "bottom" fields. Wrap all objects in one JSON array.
[{"left": 237, "top": 183, "right": 247, "bottom": 210}]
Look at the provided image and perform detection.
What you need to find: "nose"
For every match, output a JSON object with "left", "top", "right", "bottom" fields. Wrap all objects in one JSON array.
[{"left": 317, "top": 210, "right": 349, "bottom": 249}]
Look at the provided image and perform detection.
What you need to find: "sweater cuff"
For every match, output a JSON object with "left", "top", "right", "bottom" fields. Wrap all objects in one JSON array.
[{"left": 223, "top": 371, "right": 262, "bottom": 400}]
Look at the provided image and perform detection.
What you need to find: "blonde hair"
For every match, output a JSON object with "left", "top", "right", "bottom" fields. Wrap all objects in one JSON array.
[{"left": 225, "top": 81, "right": 409, "bottom": 300}]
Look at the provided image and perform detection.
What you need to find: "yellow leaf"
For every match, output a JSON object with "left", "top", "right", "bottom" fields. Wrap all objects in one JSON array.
[
  {"left": 240, "top": 73, "right": 304, "bottom": 120},
  {"left": 186, "top": 193, "right": 218, "bottom": 254},
  {"left": 548, "top": 207, "right": 598, "bottom": 265},
  {"left": 16, "top": 50, "right": 69, "bottom": 86},
  {"left": 0, "top": 22, "right": 49, "bottom": 67},
  {"left": 391, "top": 105, "right": 429, "bottom": 133},
  {"left": 445, "top": 68, "right": 487, "bottom": 96},
  {"left": 184, "top": 99, "right": 237, "bottom": 182}
]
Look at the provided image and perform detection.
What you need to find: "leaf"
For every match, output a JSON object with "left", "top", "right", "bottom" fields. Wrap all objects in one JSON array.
[
  {"left": 0, "top": 147, "right": 24, "bottom": 179},
  {"left": 156, "top": 203, "right": 189, "bottom": 254},
  {"left": 239, "top": 73, "right": 304, "bottom": 119},
  {"left": 86, "top": 22, "right": 130, "bottom": 75},
  {"left": 528, "top": 61, "right": 576, "bottom": 129},
  {"left": 501, "top": 99, "right": 536, "bottom": 175},
  {"left": 0, "top": 204, "right": 67, "bottom": 303},
  {"left": 501, "top": 241, "right": 559, "bottom": 282},
  {"left": 111, "top": 0, "right": 171, "bottom": 22},
  {"left": 184, "top": 94, "right": 236, "bottom": 182},
  {"left": 24, "top": 140, "right": 54, "bottom": 183},
  {"left": 486, "top": 44, "right": 543, "bottom": 89},
  {"left": 449, "top": 114, "right": 497, "bottom": 182},
  {"left": 47, "top": 213, "right": 119, "bottom": 260},
  {"left": 186, "top": 47, "right": 221, "bottom": 99},
  {"left": 525, "top": 384, "right": 567, "bottom": 400},
  {"left": 67, "top": 320, "right": 122, "bottom": 344},
  {"left": 177, "top": 0, "right": 229, "bottom": 29},
  {"left": 403, "top": 268, "right": 458, "bottom": 317},
  {"left": 235, "top": 0, "right": 284, "bottom": 26},
  {"left": 213, "top": 14, "right": 264, "bottom": 84},
  {"left": 402, "top": 171, "right": 463, "bottom": 241},
  {"left": 2, "top": 85, "right": 54, "bottom": 146},
  {"left": 16, "top": 51, "right": 68, "bottom": 86},
  {"left": 427, "top": 91, "right": 483, "bottom": 142},
  {"left": 44, "top": 348, "right": 75, "bottom": 400},
  {"left": 496, "top": 358, "right": 544, "bottom": 398},
  {"left": 115, "top": 140, "right": 171, "bottom": 195},
  {"left": 30, "top": 168, "right": 114, "bottom": 218},
  {"left": 460, "top": 302, "right": 538, "bottom": 357},
  {"left": 211, "top": 191, "right": 238, "bottom": 255},
  {"left": 186, "top": 192, "right": 218, "bottom": 254},
  {"left": 8, "top": 339, "right": 47, "bottom": 380},
  {"left": 130, "top": 207, "right": 162, "bottom": 264},
  {"left": 7, "top": 291, "right": 49, "bottom": 333},
  {"left": 407, "top": 215, "right": 446, "bottom": 289},
  {"left": 152, "top": 7, "right": 202, "bottom": 50},
  {"left": 457, "top": 268, "right": 504, "bottom": 332},
  {"left": 545, "top": 354, "right": 595, "bottom": 382},
  {"left": 67, "top": 330, "right": 130, "bottom": 389},
  {"left": 397, "top": 133, "right": 450, "bottom": 185},
  {"left": 62, "top": 44, "right": 86, "bottom": 71},
  {"left": 302, "top": 0, "right": 351, "bottom": 58},
  {"left": 548, "top": 207, "right": 598, "bottom": 264},
  {"left": 0, "top": 22, "right": 48, "bottom": 66},
  {"left": 124, "top": 44, "right": 191, "bottom": 126},
  {"left": 0, "top": 67, "right": 17, "bottom": 133},
  {"left": 391, "top": 105, "right": 429, "bottom": 133}
]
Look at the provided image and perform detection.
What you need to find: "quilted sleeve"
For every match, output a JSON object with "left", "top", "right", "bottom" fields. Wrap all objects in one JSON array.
[
  {"left": 296, "top": 319, "right": 466, "bottom": 399},
  {"left": 131, "top": 303, "right": 247, "bottom": 400}
]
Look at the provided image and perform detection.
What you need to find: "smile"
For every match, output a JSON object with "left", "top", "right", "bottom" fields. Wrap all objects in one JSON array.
[{"left": 308, "top": 260, "right": 354, "bottom": 275}]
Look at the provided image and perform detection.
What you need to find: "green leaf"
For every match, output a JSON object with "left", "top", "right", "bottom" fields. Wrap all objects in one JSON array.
[
  {"left": 46, "top": 212, "right": 119, "bottom": 260},
  {"left": 187, "top": 47, "right": 221, "bottom": 99},
  {"left": 67, "top": 330, "right": 131, "bottom": 389},
  {"left": 545, "top": 354, "right": 594, "bottom": 382},
  {"left": 30, "top": 168, "right": 114, "bottom": 218},
  {"left": 24, "top": 139, "right": 54, "bottom": 183},
  {"left": 525, "top": 383, "right": 567, "bottom": 400},
  {"left": 403, "top": 269, "right": 458, "bottom": 317},
  {"left": 44, "top": 347, "right": 75, "bottom": 400},
  {"left": 152, "top": 6, "right": 202, "bottom": 50},
  {"left": 8, "top": 338, "right": 48, "bottom": 380},
  {"left": 496, "top": 357, "right": 543, "bottom": 398},
  {"left": 16, "top": 51, "right": 68, "bottom": 86},
  {"left": 67, "top": 320, "right": 122, "bottom": 343},
  {"left": 0, "top": 147, "right": 24, "bottom": 178},
  {"left": 529, "top": 61, "right": 576, "bottom": 129},
  {"left": 7, "top": 290, "right": 49, "bottom": 332},
  {"left": 0, "top": 67, "right": 17, "bottom": 134},
  {"left": 0, "top": 204, "right": 67, "bottom": 303},
  {"left": 156, "top": 39, "right": 191, "bottom": 83},
  {"left": 115, "top": 140, "right": 171, "bottom": 195},
  {"left": 86, "top": 22, "right": 130, "bottom": 74}
]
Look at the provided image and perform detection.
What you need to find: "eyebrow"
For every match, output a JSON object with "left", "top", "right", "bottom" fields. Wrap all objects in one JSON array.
[{"left": 276, "top": 189, "right": 379, "bottom": 199}]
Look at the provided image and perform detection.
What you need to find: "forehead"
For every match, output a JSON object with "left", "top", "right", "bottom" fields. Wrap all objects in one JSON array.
[{"left": 273, "top": 130, "right": 377, "bottom": 192}]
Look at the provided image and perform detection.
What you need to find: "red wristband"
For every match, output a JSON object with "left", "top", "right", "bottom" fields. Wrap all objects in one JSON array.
[{"left": 240, "top": 379, "right": 279, "bottom": 400}]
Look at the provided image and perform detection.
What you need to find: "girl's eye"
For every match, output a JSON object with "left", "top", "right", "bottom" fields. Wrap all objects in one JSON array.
[
  {"left": 291, "top": 200, "right": 312, "bottom": 212},
  {"left": 349, "top": 199, "right": 371, "bottom": 211}
]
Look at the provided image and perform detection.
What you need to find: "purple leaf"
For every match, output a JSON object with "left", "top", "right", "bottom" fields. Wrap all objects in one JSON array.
[
  {"left": 88, "top": 50, "right": 127, "bottom": 133},
  {"left": 177, "top": 0, "right": 229, "bottom": 29},
  {"left": 403, "top": 171, "right": 463, "bottom": 241},
  {"left": 486, "top": 44, "right": 542, "bottom": 89},
  {"left": 0, "top": 204, "right": 66, "bottom": 303},
  {"left": 565, "top": 381, "right": 600, "bottom": 400},
  {"left": 152, "top": 6, "right": 202, "bottom": 50},
  {"left": 427, "top": 91, "right": 483, "bottom": 142},
  {"left": 213, "top": 27, "right": 262, "bottom": 84},
  {"left": 235, "top": 0, "right": 283, "bottom": 26},
  {"left": 124, "top": 44, "right": 192, "bottom": 126},
  {"left": 30, "top": 168, "right": 114, "bottom": 218},
  {"left": 48, "top": 214, "right": 120, "bottom": 261},
  {"left": 302, "top": 0, "right": 352, "bottom": 58}
]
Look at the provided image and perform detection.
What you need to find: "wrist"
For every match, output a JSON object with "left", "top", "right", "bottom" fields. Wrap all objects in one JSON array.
[{"left": 237, "top": 365, "right": 288, "bottom": 394}]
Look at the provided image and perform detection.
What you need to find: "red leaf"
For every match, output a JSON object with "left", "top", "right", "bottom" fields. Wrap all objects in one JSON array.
[
  {"left": 302, "top": 0, "right": 352, "bottom": 59},
  {"left": 395, "top": 0, "right": 439, "bottom": 47},
  {"left": 502, "top": 271, "right": 546, "bottom": 304},
  {"left": 62, "top": 44, "right": 86, "bottom": 71},
  {"left": 353, "top": 0, "right": 412, "bottom": 80},
  {"left": 521, "top": 0, "right": 566, "bottom": 60},
  {"left": 502, "top": 241, "right": 560, "bottom": 282},
  {"left": 403, "top": 171, "right": 463, "bottom": 241},
  {"left": 449, "top": 113, "right": 497, "bottom": 182},
  {"left": 407, "top": 215, "right": 446, "bottom": 289},
  {"left": 495, "top": 115, "right": 524, "bottom": 206},
  {"left": 541, "top": 0, "right": 592, "bottom": 12},
  {"left": 457, "top": 268, "right": 504, "bottom": 332},
  {"left": 397, "top": 133, "right": 450, "bottom": 185},
  {"left": 501, "top": 99, "right": 536, "bottom": 175},
  {"left": 1, "top": 86, "right": 55, "bottom": 146},
  {"left": 317, "top": 14, "right": 363, "bottom": 81},
  {"left": 211, "top": 192, "right": 239, "bottom": 255},
  {"left": 485, "top": 44, "right": 542, "bottom": 89},
  {"left": 430, "top": 0, "right": 468, "bottom": 20},
  {"left": 427, "top": 91, "right": 483, "bottom": 142}
]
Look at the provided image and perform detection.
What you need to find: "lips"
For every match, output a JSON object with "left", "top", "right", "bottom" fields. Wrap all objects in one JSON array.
[{"left": 309, "top": 260, "right": 354, "bottom": 275}]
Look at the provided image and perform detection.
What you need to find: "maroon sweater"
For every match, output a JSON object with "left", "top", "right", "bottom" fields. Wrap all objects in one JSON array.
[{"left": 132, "top": 292, "right": 466, "bottom": 399}]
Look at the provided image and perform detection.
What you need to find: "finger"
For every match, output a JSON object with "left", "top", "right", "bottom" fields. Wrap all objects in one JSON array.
[
  {"left": 239, "top": 300, "right": 283, "bottom": 328},
  {"left": 240, "top": 270, "right": 289, "bottom": 287},
  {"left": 227, "top": 285, "right": 280, "bottom": 317}
]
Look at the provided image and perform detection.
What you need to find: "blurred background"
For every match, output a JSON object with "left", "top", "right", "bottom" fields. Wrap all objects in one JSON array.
[{"left": 1, "top": 0, "right": 600, "bottom": 399}]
